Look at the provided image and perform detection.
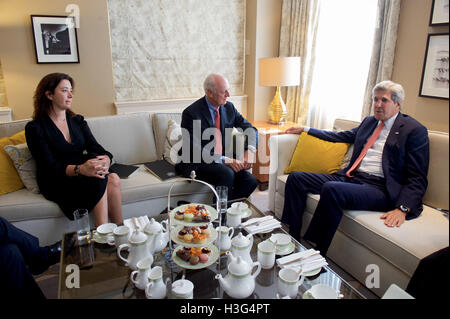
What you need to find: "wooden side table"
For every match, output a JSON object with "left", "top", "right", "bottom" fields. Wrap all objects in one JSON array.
[{"left": 251, "top": 121, "right": 298, "bottom": 190}]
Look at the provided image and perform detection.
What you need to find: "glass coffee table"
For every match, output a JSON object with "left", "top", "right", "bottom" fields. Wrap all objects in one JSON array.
[{"left": 58, "top": 198, "right": 364, "bottom": 299}]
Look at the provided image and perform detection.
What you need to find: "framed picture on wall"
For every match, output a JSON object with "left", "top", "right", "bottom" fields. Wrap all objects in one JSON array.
[
  {"left": 419, "top": 33, "right": 449, "bottom": 100},
  {"left": 31, "top": 15, "right": 80, "bottom": 63},
  {"left": 430, "top": 0, "right": 449, "bottom": 26}
]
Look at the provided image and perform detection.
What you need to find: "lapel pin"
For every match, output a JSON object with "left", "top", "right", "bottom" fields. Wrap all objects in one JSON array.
[{"left": 395, "top": 132, "right": 399, "bottom": 135}]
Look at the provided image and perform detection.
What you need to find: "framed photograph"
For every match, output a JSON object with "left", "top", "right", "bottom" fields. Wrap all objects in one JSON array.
[
  {"left": 31, "top": 15, "right": 80, "bottom": 63},
  {"left": 430, "top": 0, "right": 449, "bottom": 26},
  {"left": 419, "top": 33, "right": 449, "bottom": 100}
]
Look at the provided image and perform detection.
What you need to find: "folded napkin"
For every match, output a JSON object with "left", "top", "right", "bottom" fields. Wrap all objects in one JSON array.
[
  {"left": 244, "top": 219, "right": 281, "bottom": 234},
  {"left": 241, "top": 215, "right": 273, "bottom": 227},
  {"left": 124, "top": 216, "right": 150, "bottom": 232},
  {"left": 276, "top": 248, "right": 328, "bottom": 273}
]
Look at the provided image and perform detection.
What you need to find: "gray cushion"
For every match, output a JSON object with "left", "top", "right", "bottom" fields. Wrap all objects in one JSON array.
[{"left": 87, "top": 112, "right": 158, "bottom": 165}]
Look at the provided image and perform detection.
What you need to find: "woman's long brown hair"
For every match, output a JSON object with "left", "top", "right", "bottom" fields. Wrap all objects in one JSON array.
[{"left": 32, "top": 73, "right": 75, "bottom": 120}]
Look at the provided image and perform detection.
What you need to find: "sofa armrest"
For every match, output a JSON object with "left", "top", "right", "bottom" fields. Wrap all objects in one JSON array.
[{"left": 268, "top": 134, "right": 299, "bottom": 211}]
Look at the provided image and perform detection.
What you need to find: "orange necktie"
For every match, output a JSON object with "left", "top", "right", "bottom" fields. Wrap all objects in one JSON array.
[
  {"left": 346, "top": 121, "right": 385, "bottom": 178},
  {"left": 214, "top": 108, "right": 222, "bottom": 155}
]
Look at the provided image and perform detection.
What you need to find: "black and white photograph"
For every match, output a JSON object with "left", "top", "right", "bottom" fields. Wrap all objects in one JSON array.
[
  {"left": 419, "top": 33, "right": 449, "bottom": 100},
  {"left": 430, "top": 0, "right": 449, "bottom": 26},
  {"left": 31, "top": 15, "right": 79, "bottom": 63}
]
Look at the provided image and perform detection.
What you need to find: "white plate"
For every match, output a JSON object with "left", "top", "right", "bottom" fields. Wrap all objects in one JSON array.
[
  {"left": 240, "top": 208, "right": 252, "bottom": 219},
  {"left": 302, "top": 267, "right": 322, "bottom": 277},
  {"left": 275, "top": 241, "right": 295, "bottom": 256},
  {"left": 170, "top": 203, "right": 218, "bottom": 226},
  {"left": 170, "top": 225, "right": 218, "bottom": 247},
  {"left": 172, "top": 244, "right": 219, "bottom": 270}
]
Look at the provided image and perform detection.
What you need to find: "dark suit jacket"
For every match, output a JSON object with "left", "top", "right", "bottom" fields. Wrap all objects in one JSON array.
[
  {"left": 308, "top": 113, "right": 429, "bottom": 219},
  {"left": 25, "top": 114, "right": 112, "bottom": 195},
  {"left": 176, "top": 96, "right": 258, "bottom": 174}
]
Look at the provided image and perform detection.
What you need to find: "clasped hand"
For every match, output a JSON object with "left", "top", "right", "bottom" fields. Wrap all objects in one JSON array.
[{"left": 80, "top": 155, "right": 110, "bottom": 179}]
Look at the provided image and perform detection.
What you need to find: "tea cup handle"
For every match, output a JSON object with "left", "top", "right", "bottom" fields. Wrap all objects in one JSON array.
[
  {"left": 117, "top": 243, "right": 130, "bottom": 265},
  {"left": 107, "top": 236, "right": 115, "bottom": 246},
  {"left": 251, "top": 261, "right": 261, "bottom": 278},
  {"left": 228, "top": 227, "right": 234, "bottom": 238},
  {"left": 130, "top": 270, "right": 139, "bottom": 286}
]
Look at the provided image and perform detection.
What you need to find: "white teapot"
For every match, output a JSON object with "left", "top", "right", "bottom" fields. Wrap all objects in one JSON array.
[
  {"left": 117, "top": 230, "right": 151, "bottom": 270},
  {"left": 144, "top": 218, "right": 169, "bottom": 254},
  {"left": 229, "top": 232, "right": 254, "bottom": 265},
  {"left": 215, "top": 252, "right": 261, "bottom": 299}
]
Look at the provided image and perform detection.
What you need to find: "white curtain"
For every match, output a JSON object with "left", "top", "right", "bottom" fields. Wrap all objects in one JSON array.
[
  {"left": 306, "top": 0, "right": 379, "bottom": 130},
  {"left": 279, "top": 0, "right": 321, "bottom": 124},
  {"left": 361, "top": 0, "right": 402, "bottom": 118}
]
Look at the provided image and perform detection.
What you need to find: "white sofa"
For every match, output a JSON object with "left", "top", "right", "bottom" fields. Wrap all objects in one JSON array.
[
  {"left": 0, "top": 112, "right": 213, "bottom": 245},
  {"left": 268, "top": 119, "right": 449, "bottom": 297}
]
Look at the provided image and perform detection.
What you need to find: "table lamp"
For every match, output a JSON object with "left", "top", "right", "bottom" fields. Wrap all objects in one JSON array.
[{"left": 259, "top": 57, "right": 300, "bottom": 124}]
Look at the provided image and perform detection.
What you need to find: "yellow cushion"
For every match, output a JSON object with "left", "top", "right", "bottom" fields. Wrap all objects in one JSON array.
[
  {"left": 0, "top": 130, "right": 26, "bottom": 195},
  {"left": 284, "top": 132, "right": 350, "bottom": 174}
]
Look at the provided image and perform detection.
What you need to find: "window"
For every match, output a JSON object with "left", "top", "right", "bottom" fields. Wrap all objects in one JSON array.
[{"left": 307, "top": 0, "right": 378, "bottom": 129}]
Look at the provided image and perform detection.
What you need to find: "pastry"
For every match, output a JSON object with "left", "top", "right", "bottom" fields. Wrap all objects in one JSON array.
[
  {"left": 201, "top": 247, "right": 211, "bottom": 255},
  {"left": 178, "top": 229, "right": 187, "bottom": 239},
  {"left": 183, "top": 234, "right": 193, "bottom": 243},
  {"left": 189, "top": 255, "right": 200, "bottom": 265},
  {"left": 199, "top": 253, "right": 209, "bottom": 263},
  {"left": 175, "top": 211, "right": 184, "bottom": 220},
  {"left": 184, "top": 213, "right": 194, "bottom": 222}
]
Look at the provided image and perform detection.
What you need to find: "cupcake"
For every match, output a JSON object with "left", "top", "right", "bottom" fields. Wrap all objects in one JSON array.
[
  {"left": 175, "top": 211, "right": 184, "bottom": 220},
  {"left": 201, "top": 247, "right": 211, "bottom": 255},
  {"left": 193, "top": 234, "right": 206, "bottom": 244},
  {"left": 178, "top": 229, "right": 187, "bottom": 239},
  {"left": 184, "top": 213, "right": 194, "bottom": 222},
  {"left": 183, "top": 234, "right": 193, "bottom": 243}
]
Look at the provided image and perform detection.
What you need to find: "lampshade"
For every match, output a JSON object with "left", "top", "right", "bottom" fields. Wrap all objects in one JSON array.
[{"left": 258, "top": 57, "right": 300, "bottom": 87}]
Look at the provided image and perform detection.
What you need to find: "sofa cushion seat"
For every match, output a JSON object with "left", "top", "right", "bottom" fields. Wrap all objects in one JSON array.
[
  {"left": 275, "top": 173, "right": 449, "bottom": 277},
  {"left": 0, "top": 189, "right": 61, "bottom": 222}
]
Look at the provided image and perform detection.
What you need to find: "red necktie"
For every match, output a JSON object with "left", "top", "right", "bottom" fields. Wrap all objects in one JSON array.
[
  {"left": 214, "top": 108, "right": 222, "bottom": 155},
  {"left": 346, "top": 121, "right": 385, "bottom": 178}
]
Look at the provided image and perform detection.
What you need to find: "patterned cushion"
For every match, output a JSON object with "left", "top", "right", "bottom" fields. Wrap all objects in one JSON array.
[
  {"left": 4, "top": 143, "right": 40, "bottom": 193},
  {"left": 163, "top": 119, "right": 182, "bottom": 165}
]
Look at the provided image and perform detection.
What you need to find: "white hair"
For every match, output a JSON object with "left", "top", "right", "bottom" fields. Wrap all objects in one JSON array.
[{"left": 372, "top": 80, "right": 405, "bottom": 106}]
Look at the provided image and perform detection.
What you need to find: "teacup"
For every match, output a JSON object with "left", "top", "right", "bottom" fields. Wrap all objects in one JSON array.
[
  {"left": 231, "top": 202, "right": 248, "bottom": 214},
  {"left": 269, "top": 233, "right": 291, "bottom": 252},
  {"left": 171, "top": 275, "right": 194, "bottom": 299},
  {"left": 226, "top": 207, "right": 242, "bottom": 227},
  {"left": 96, "top": 223, "right": 117, "bottom": 242},
  {"left": 304, "top": 284, "right": 344, "bottom": 299},
  {"left": 107, "top": 225, "right": 130, "bottom": 247},
  {"left": 257, "top": 240, "right": 276, "bottom": 269},
  {"left": 277, "top": 266, "right": 304, "bottom": 298}
]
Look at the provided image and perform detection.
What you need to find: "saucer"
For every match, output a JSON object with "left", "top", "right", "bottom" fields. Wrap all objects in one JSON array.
[
  {"left": 240, "top": 208, "right": 252, "bottom": 219},
  {"left": 275, "top": 241, "right": 295, "bottom": 256},
  {"left": 92, "top": 231, "right": 114, "bottom": 245},
  {"left": 302, "top": 267, "right": 322, "bottom": 277}
]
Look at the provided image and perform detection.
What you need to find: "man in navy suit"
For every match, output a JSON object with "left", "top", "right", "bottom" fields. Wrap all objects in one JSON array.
[
  {"left": 282, "top": 81, "right": 429, "bottom": 255},
  {"left": 176, "top": 74, "right": 258, "bottom": 200}
]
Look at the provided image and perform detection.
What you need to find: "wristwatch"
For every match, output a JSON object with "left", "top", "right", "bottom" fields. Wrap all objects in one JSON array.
[
  {"left": 398, "top": 205, "right": 410, "bottom": 213},
  {"left": 74, "top": 165, "right": 80, "bottom": 176}
]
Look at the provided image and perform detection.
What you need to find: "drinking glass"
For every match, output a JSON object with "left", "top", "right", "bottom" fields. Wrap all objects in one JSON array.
[
  {"left": 74, "top": 208, "right": 90, "bottom": 243},
  {"left": 216, "top": 186, "right": 228, "bottom": 224}
]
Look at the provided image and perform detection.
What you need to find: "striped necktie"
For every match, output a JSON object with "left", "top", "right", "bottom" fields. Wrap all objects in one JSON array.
[
  {"left": 214, "top": 108, "right": 222, "bottom": 155},
  {"left": 346, "top": 121, "right": 385, "bottom": 178}
]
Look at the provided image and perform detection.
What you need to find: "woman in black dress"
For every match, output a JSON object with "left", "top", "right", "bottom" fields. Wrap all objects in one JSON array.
[{"left": 25, "top": 73, "right": 122, "bottom": 225}]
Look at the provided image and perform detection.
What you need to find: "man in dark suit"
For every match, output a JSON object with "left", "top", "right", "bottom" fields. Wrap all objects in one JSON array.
[
  {"left": 176, "top": 73, "right": 258, "bottom": 200},
  {"left": 282, "top": 80, "right": 429, "bottom": 255}
]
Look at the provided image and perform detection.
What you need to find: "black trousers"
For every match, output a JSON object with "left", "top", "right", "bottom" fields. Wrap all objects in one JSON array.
[
  {"left": 406, "top": 246, "right": 449, "bottom": 299},
  {"left": 0, "top": 217, "right": 47, "bottom": 299},
  {"left": 176, "top": 162, "right": 258, "bottom": 201}
]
